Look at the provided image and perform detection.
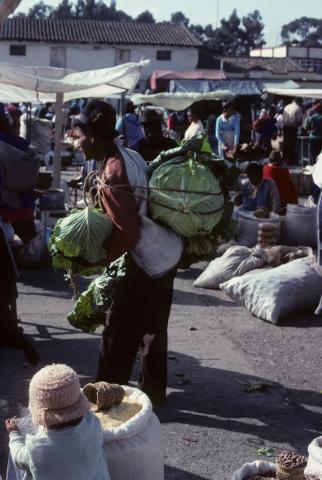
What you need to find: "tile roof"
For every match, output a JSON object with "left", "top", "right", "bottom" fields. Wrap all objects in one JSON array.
[
  {"left": 0, "top": 18, "right": 201, "bottom": 47},
  {"left": 197, "top": 48, "right": 304, "bottom": 74},
  {"left": 220, "top": 56, "right": 304, "bottom": 74}
]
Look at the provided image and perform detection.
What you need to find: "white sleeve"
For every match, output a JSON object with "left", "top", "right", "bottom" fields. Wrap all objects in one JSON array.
[{"left": 9, "top": 432, "right": 31, "bottom": 471}]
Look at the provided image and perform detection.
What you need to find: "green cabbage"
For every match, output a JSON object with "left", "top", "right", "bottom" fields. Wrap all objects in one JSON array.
[
  {"left": 67, "top": 256, "right": 127, "bottom": 333},
  {"left": 48, "top": 208, "right": 113, "bottom": 279},
  {"left": 149, "top": 157, "right": 224, "bottom": 238}
]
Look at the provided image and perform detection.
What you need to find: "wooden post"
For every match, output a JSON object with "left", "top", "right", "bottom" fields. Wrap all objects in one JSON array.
[{"left": 53, "top": 92, "right": 64, "bottom": 188}]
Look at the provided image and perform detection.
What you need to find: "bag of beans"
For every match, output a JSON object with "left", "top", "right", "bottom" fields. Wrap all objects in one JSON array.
[{"left": 231, "top": 460, "right": 276, "bottom": 480}]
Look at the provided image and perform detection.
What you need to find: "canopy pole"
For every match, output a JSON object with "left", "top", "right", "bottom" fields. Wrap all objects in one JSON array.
[{"left": 53, "top": 92, "right": 64, "bottom": 188}]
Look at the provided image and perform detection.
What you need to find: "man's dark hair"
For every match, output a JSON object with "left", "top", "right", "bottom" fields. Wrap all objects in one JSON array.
[
  {"left": 125, "top": 101, "right": 136, "bottom": 114},
  {"left": 245, "top": 162, "right": 263, "bottom": 177},
  {"left": 222, "top": 101, "right": 233, "bottom": 112}
]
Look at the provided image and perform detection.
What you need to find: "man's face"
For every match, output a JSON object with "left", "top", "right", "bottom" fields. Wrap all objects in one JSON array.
[
  {"left": 76, "top": 128, "right": 96, "bottom": 161},
  {"left": 248, "top": 171, "right": 262, "bottom": 187}
]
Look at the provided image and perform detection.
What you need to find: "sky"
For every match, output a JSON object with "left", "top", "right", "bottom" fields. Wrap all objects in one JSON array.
[{"left": 15, "top": 0, "right": 322, "bottom": 46}]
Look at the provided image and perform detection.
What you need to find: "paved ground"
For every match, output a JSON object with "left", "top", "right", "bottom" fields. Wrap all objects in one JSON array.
[{"left": 1, "top": 261, "right": 322, "bottom": 479}]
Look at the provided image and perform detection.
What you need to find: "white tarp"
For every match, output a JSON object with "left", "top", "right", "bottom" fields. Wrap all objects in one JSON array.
[
  {"left": 0, "top": 60, "right": 148, "bottom": 186},
  {"left": 265, "top": 88, "right": 322, "bottom": 99},
  {"left": 131, "top": 90, "right": 234, "bottom": 110},
  {"left": 0, "top": 61, "right": 148, "bottom": 100}
]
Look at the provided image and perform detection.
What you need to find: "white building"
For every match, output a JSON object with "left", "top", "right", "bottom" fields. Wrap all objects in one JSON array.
[
  {"left": 250, "top": 45, "right": 322, "bottom": 76},
  {"left": 0, "top": 18, "right": 200, "bottom": 91}
]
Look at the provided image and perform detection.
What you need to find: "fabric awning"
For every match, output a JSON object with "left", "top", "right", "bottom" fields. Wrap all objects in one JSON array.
[
  {"left": 131, "top": 91, "right": 234, "bottom": 111},
  {"left": 169, "top": 79, "right": 263, "bottom": 96},
  {"left": 0, "top": 60, "right": 148, "bottom": 185},
  {"left": 150, "top": 69, "right": 225, "bottom": 90},
  {"left": 264, "top": 88, "right": 322, "bottom": 99}
]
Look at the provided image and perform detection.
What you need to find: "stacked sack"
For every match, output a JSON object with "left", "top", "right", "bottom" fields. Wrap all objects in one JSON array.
[{"left": 257, "top": 223, "right": 277, "bottom": 248}]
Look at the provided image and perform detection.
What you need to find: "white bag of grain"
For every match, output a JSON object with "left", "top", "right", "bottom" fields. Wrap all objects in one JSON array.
[
  {"left": 231, "top": 460, "right": 276, "bottom": 479},
  {"left": 103, "top": 387, "right": 164, "bottom": 480},
  {"left": 305, "top": 436, "right": 322, "bottom": 479}
]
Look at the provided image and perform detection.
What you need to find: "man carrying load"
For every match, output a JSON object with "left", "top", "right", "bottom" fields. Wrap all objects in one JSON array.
[{"left": 74, "top": 100, "right": 183, "bottom": 405}]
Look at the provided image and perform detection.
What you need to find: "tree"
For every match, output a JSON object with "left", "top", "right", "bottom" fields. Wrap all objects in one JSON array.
[
  {"left": 135, "top": 10, "right": 155, "bottom": 23},
  {"left": 281, "top": 17, "right": 322, "bottom": 46},
  {"left": 192, "top": 9, "right": 265, "bottom": 57},
  {"left": 25, "top": 1, "right": 54, "bottom": 19},
  {"left": 241, "top": 10, "right": 265, "bottom": 51},
  {"left": 171, "top": 11, "right": 189, "bottom": 27},
  {"left": 52, "top": 0, "right": 74, "bottom": 19}
]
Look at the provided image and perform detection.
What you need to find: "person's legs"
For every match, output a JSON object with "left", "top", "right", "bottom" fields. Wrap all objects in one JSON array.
[
  {"left": 283, "top": 126, "right": 298, "bottom": 163},
  {"left": 139, "top": 267, "right": 176, "bottom": 403},
  {"left": 96, "top": 262, "right": 150, "bottom": 384}
]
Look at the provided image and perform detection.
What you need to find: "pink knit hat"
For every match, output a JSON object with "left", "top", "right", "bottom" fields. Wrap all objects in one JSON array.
[{"left": 28, "top": 364, "right": 90, "bottom": 427}]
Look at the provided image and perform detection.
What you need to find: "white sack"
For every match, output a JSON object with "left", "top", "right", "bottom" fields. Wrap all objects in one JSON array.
[
  {"left": 306, "top": 436, "right": 322, "bottom": 479},
  {"left": 282, "top": 204, "right": 317, "bottom": 248},
  {"left": 313, "top": 152, "right": 322, "bottom": 189},
  {"left": 103, "top": 387, "right": 164, "bottom": 480},
  {"left": 231, "top": 460, "right": 275, "bottom": 480},
  {"left": 237, "top": 211, "right": 280, "bottom": 247},
  {"left": 220, "top": 258, "right": 321, "bottom": 324},
  {"left": 194, "top": 246, "right": 264, "bottom": 290}
]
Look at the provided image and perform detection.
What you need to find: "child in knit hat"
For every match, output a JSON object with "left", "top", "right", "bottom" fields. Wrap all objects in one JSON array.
[{"left": 6, "top": 364, "right": 110, "bottom": 480}]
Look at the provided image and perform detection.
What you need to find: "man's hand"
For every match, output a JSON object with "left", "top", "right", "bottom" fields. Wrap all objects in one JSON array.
[{"left": 5, "top": 417, "right": 19, "bottom": 433}]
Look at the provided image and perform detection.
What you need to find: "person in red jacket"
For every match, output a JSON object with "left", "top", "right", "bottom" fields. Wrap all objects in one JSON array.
[{"left": 263, "top": 150, "right": 298, "bottom": 213}]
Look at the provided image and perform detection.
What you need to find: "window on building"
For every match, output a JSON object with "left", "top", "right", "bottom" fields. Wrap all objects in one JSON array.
[
  {"left": 156, "top": 50, "right": 172, "bottom": 61},
  {"left": 115, "top": 49, "right": 131, "bottom": 65},
  {"left": 10, "top": 45, "right": 26, "bottom": 56},
  {"left": 296, "top": 58, "right": 322, "bottom": 74},
  {"left": 50, "top": 46, "right": 66, "bottom": 68}
]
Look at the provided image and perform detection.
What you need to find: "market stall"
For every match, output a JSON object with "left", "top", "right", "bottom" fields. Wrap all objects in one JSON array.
[
  {"left": 131, "top": 90, "right": 235, "bottom": 111},
  {"left": 0, "top": 60, "right": 148, "bottom": 187}
]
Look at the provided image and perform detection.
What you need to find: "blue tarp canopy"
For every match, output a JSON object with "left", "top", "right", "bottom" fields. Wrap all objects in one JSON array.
[{"left": 169, "top": 79, "right": 300, "bottom": 96}]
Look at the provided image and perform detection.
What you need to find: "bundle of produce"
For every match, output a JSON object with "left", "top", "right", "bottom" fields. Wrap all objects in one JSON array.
[
  {"left": 185, "top": 201, "right": 235, "bottom": 257},
  {"left": 48, "top": 207, "right": 113, "bottom": 276},
  {"left": 67, "top": 256, "right": 126, "bottom": 333},
  {"left": 149, "top": 157, "right": 224, "bottom": 238},
  {"left": 150, "top": 135, "right": 210, "bottom": 171},
  {"left": 257, "top": 223, "right": 277, "bottom": 248}
]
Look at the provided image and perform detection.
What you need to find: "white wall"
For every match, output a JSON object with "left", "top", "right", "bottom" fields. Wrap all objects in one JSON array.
[
  {"left": 309, "top": 48, "right": 322, "bottom": 59},
  {"left": 289, "top": 46, "right": 308, "bottom": 58},
  {"left": 0, "top": 41, "right": 50, "bottom": 66},
  {"left": 0, "top": 41, "right": 199, "bottom": 90},
  {"left": 273, "top": 46, "right": 287, "bottom": 58}
]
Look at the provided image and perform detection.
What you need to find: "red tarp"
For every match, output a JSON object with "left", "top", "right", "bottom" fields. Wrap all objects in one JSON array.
[{"left": 150, "top": 69, "right": 226, "bottom": 90}]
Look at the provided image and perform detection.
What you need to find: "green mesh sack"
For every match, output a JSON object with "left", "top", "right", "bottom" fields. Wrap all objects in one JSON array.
[{"left": 149, "top": 157, "right": 224, "bottom": 238}]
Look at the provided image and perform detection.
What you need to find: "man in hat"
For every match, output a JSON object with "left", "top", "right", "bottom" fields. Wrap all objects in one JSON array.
[
  {"left": 73, "top": 100, "right": 183, "bottom": 405},
  {"left": 131, "top": 109, "right": 177, "bottom": 163}
]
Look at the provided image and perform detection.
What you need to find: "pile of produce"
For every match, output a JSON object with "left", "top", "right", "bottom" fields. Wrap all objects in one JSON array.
[
  {"left": 67, "top": 256, "right": 126, "bottom": 333},
  {"left": 149, "top": 135, "right": 235, "bottom": 259},
  {"left": 243, "top": 451, "right": 310, "bottom": 480},
  {"left": 48, "top": 207, "right": 113, "bottom": 277}
]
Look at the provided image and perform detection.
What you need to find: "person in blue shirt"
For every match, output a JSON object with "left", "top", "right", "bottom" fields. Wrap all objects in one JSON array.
[
  {"left": 235, "top": 163, "right": 281, "bottom": 215},
  {"left": 115, "top": 101, "right": 144, "bottom": 148},
  {"left": 215, "top": 102, "right": 240, "bottom": 159}
]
